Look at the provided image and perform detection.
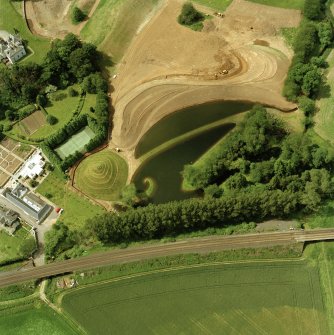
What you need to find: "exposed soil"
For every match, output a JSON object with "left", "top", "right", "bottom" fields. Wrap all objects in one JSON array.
[
  {"left": 111, "top": 0, "right": 301, "bottom": 154},
  {"left": 25, "top": 0, "right": 302, "bottom": 184},
  {"left": 24, "top": 0, "right": 100, "bottom": 38}
]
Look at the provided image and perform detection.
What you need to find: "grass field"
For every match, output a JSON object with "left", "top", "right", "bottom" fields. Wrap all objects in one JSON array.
[
  {"left": 246, "top": 0, "right": 305, "bottom": 9},
  {"left": 62, "top": 260, "right": 327, "bottom": 335},
  {"left": 305, "top": 241, "right": 334, "bottom": 333},
  {"left": 36, "top": 170, "right": 105, "bottom": 229},
  {"left": 81, "top": 0, "right": 161, "bottom": 65},
  {"left": 0, "top": 0, "right": 50, "bottom": 63},
  {"left": 74, "top": 150, "right": 128, "bottom": 201},
  {"left": 0, "top": 304, "right": 79, "bottom": 335},
  {"left": 23, "top": 86, "right": 96, "bottom": 140},
  {"left": 193, "top": 0, "right": 232, "bottom": 11},
  {"left": 0, "top": 227, "right": 34, "bottom": 263},
  {"left": 55, "top": 126, "right": 95, "bottom": 159},
  {"left": 315, "top": 50, "right": 334, "bottom": 144}
]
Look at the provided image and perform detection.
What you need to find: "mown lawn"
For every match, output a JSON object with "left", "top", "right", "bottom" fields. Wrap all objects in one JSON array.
[
  {"left": 0, "top": 0, "right": 50, "bottom": 63},
  {"left": 246, "top": 0, "right": 305, "bottom": 9},
  {"left": 0, "top": 304, "right": 79, "bottom": 335},
  {"left": 62, "top": 260, "right": 327, "bottom": 335},
  {"left": 75, "top": 150, "right": 128, "bottom": 201},
  {"left": 36, "top": 171, "right": 105, "bottom": 229},
  {"left": 0, "top": 227, "right": 33, "bottom": 263}
]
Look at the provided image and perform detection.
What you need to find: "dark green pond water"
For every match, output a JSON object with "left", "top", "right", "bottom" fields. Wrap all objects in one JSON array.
[
  {"left": 133, "top": 123, "right": 235, "bottom": 204},
  {"left": 135, "top": 101, "right": 253, "bottom": 158}
]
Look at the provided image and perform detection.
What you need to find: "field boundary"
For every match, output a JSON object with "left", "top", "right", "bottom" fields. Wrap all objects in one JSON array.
[{"left": 57, "top": 257, "right": 306, "bottom": 304}]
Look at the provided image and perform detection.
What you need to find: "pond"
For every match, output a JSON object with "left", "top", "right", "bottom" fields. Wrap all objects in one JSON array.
[
  {"left": 133, "top": 123, "right": 235, "bottom": 204},
  {"left": 135, "top": 101, "right": 253, "bottom": 158}
]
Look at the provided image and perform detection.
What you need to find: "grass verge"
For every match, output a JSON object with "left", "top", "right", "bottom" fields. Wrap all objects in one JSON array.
[
  {"left": 36, "top": 170, "right": 105, "bottom": 229},
  {"left": 246, "top": 0, "right": 305, "bottom": 10}
]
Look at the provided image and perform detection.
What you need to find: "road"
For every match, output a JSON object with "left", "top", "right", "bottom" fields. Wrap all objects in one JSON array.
[{"left": 1, "top": 228, "right": 334, "bottom": 288}]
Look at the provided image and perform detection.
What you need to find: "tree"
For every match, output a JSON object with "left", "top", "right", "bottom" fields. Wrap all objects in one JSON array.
[
  {"left": 301, "top": 68, "right": 322, "bottom": 97},
  {"left": 318, "top": 21, "right": 333, "bottom": 51},
  {"left": 44, "top": 222, "right": 76, "bottom": 259},
  {"left": 121, "top": 183, "right": 138, "bottom": 206},
  {"left": 46, "top": 114, "right": 58, "bottom": 125},
  {"left": 19, "top": 238, "right": 36, "bottom": 258},
  {"left": 68, "top": 87, "right": 78, "bottom": 97},
  {"left": 36, "top": 94, "right": 47, "bottom": 107},
  {"left": 298, "top": 96, "right": 316, "bottom": 116},
  {"left": 304, "top": 0, "right": 323, "bottom": 20},
  {"left": 178, "top": 2, "right": 204, "bottom": 26},
  {"left": 72, "top": 6, "right": 86, "bottom": 24}
]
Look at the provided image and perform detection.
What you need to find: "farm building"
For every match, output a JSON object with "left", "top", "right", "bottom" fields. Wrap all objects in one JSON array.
[
  {"left": 0, "top": 31, "right": 26, "bottom": 64},
  {"left": 0, "top": 208, "right": 20, "bottom": 234},
  {"left": 3, "top": 184, "right": 51, "bottom": 223},
  {"left": 17, "top": 150, "right": 45, "bottom": 179}
]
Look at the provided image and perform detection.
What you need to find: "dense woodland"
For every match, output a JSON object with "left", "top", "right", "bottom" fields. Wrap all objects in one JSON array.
[
  {"left": 76, "top": 106, "right": 334, "bottom": 246},
  {"left": 0, "top": 34, "right": 106, "bottom": 123}
]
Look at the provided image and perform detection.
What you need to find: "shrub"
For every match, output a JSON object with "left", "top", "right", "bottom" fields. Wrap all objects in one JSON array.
[
  {"left": 29, "top": 179, "right": 39, "bottom": 188},
  {"left": 36, "top": 94, "right": 48, "bottom": 107},
  {"left": 46, "top": 115, "right": 58, "bottom": 125},
  {"left": 298, "top": 96, "right": 316, "bottom": 116},
  {"left": 72, "top": 6, "right": 86, "bottom": 24},
  {"left": 178, "top": 2, "right": 204, "bottom": 26},
  {"left": 68, "top": 87, "right": 78, "bottom": 97}
]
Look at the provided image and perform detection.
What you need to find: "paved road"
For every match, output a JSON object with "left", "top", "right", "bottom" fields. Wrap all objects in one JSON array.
[{"left": 1, "top": 229, "right": 334, "bottom": 288}]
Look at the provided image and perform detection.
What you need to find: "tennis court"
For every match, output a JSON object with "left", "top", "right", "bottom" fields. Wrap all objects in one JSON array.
[{"left": 55, "top": 127, "right": 95, "bottom": 160}]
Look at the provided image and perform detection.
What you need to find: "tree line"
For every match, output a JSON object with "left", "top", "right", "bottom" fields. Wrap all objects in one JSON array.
[{"left": 283, "top": 0, "right": 333, "bottom": 127}]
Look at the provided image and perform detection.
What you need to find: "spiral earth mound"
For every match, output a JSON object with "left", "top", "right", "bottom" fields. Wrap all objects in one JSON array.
[{"left": 74, "top": 150, "right": 128, "bottom": 201}]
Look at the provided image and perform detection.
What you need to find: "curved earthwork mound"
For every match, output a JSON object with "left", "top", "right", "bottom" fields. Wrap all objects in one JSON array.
[{"left": 74, "top": 150, "right": 128, "bottom": 201}]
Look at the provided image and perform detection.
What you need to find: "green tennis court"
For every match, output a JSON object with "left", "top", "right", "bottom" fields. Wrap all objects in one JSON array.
[{"left": 55, "top": 127, "right": 95, "bottom": 160}]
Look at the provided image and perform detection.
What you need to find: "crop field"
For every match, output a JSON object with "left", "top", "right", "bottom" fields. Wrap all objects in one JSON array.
[
  {"left": 62, "top": 260, "right": 327, "bottom": 335},
  {"left": 0, "top": 304, "right": 78, "bottom": 335},
  {"left": 74, "top": 150, "right": 128, "bottom": 201},
  {"left": 36, "top": 170, "right": 105, "bottom": 229},
  {"left": 247, "top": 0, "right": 305, "bottom": 9},
  {"left": 81, "top": 0, "right": 161, "bottom": 64},
  {"left": 0, "top": 0, "right": 50, "bottom": 63},
  {"left": 55, "top": 127, "right": 95, "bottom": 160},
  {"left": 17, "top": 110, "right": 47, "bottom": 136}
]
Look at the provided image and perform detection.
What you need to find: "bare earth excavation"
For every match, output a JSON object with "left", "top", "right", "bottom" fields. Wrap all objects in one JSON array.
[{"left": 111, "top": 0, "right": 300, "bottom": 153}]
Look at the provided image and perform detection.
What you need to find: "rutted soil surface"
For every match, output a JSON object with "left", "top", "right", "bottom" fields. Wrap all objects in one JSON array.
[
  {"left": 25, "top": 0, "right": 100, "bottom": 38},
  {"left": 111, "top": 0, "right": 301, "bottom": 151}
]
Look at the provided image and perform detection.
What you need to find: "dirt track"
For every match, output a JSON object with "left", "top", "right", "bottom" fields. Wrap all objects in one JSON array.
[{"left": 111, "top": 0, "right": 301, "bottom": 152}]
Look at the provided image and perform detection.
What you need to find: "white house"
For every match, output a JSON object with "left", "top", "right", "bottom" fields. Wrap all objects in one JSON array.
[{"left": 0, "top": 31, "right": 26, "bottom": 64}]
